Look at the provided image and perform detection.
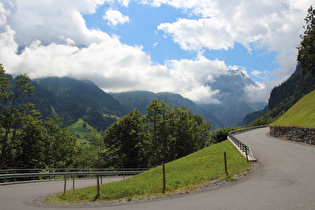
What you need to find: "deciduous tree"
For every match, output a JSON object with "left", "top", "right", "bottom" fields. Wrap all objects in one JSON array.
[
  {"left": 0, "top": 65, "right": 34, "bottom": 169},
  {"left": 297, "top": 6, "right": 315, "bottom": 76},
  {"left": 103, "top": 109, "right": 148, "bottom": 167}
]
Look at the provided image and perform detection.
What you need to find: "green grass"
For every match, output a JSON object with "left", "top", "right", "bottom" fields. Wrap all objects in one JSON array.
[
  {"left": 67, "top": 119, "right": 96, "bottom": 140},
  {"left": 271, "top": 90, "right": 315, "bottom": 128},
  {"left": 45, "top": 140, "right": 249, "bottom": 204}
]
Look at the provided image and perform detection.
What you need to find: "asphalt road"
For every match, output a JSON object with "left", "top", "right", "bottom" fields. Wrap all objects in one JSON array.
[
  {"left": 0, "top": 177, "right": 125, "bottom": 210},
  {"left": 1, "top": 127, "right": 315, "bottom": 209}
]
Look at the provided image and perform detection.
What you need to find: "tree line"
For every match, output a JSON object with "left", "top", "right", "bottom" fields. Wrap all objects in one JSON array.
[
  {"left": 0, "top": 65, "right": 77, "bottom": 169},
  {"left": 103, "top": 99, "right": 212, "bottom": 168},
  {"left": 0, "top": 65, "right": 212, "bottom": 169}
]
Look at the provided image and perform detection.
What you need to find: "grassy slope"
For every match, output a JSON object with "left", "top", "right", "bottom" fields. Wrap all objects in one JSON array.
[
  {"left": 67, "top": 119, "right": 96, "bottom": 140},
  {"left": 271, "top": 90, "right": 315, "bottom": 128},
  {"left": 47, "top": 140, "right": 249, "bottom": 204}
]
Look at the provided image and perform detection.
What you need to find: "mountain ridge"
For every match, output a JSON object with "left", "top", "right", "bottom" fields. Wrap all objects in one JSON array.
[
  {"left": 111, "top": 90, "right": 223, "bottom": 129},
  {"left": 242, "top": 64, "right": 315, "bottom": 125},
  {"left": 200, "top": 70, "right": 266, "bottom": 127},
  {"left": 19, "top": 68, "right": 267, "bottom": 131}
]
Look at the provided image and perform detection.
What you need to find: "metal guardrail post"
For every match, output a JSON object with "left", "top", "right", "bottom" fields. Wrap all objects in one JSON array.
[{"left": 0, "top": 168, "right": 149, "bottom": 184}]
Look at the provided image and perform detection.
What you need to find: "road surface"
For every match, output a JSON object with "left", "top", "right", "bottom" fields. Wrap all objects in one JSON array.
[{"left": 1, "top": 127, "right": 315, "bottom": 209}]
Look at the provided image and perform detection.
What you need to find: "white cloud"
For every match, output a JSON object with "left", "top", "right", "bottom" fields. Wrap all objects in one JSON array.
[
  {"left": 150, "top": 0, "right": 312, "bottom": 102},
  {"left": 158, "top": 17, "right": 235, "bottom": 51},
  {"left": 0, "top": 2, "right": 10, "bottom": 26},
  {"left": 181, "top": 85, "right": 221, "bottom": 104},
  {"left": 1, "top": 0, "right": 108, "bottom": 46},
  {"left": 251, "top": 70, "right": 262, "bottom": 77},
  {"left": 0, "top": 0, "right": 312, "bottom": 105},
  {"left": 0, "top": 25, "right": 227, "bottom": 104},
  {"left": 117, "top": 0, "right": 131, "bottom": 7},
  {"left": 156, "top": 0, "right": 308, "bottom": 55},
  {"left": 103, "top": 9, "right": 130, "bottom": 26},
  {"left": 244, "top": 79, "right": 279, "bottom": 103}
]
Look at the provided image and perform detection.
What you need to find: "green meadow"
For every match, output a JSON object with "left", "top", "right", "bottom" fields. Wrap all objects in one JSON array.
[
  {"left": 271, "top": 90, "right": 315, "bottom": 128},
  {"left": 67, "top": 119, "right": 97, "bottom": 140},
  {"left": 46, "top": 140, "right": 249, "bottom": 204}
]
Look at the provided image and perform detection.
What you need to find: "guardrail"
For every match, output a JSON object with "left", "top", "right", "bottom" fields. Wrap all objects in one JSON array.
[
  {"left": 0, "top": 168, "right": 149, "bottom": 183},
  {"left": 228, "top": 125, "right": 268, "bottom": 162}
]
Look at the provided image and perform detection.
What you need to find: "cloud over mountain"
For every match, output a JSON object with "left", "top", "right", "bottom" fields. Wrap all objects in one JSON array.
[{"left": 0, "top": 0, "right": 312, "bottom": 104}]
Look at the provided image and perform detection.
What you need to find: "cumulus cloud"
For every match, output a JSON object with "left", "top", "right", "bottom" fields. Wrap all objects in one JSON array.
[
  {"left": 244, "top": 79, "right": 280, "bottom": 104},
  {"left": 251, "top": 70, "right": 262, "bottom": 77},
  {"left": 1, "top": 0, "right": 109, "bottom": 46},
  {"left": 158, "top": 17, "right": 235, "bottom": 51},
  {"left": 0, "top": 0, "right": 312, "bottom": 105},
  {"left": 103, "top": 9, "right": 130, "bottom": 26},
  {"left": 0, "top": 25, "right": 227, "bottom": 103},
  {"left": 149, "top": 0, "right": 312, "bottom": 102},
  {"left": 156, "top": 0, "right": 308, "bottom": 54}
]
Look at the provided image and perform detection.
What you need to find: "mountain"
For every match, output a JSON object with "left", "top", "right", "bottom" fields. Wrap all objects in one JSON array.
[
  {"left": 26, "top": 77, "right": 125, "bottom": 130},
  {"left": 271, "top": 89, "right": 315, "bottom": 128},
  {"left": 199, "top": 70, "right": 266, "bottom": 127},
  {"left": 111, "top": 91, "right": 223, "bottom": 129},
  {"left": 267, "top": 64, "right": 315, "bottom": 118},
  {"left": 242, "top": 64, "right": 315, "bottom": 125}
]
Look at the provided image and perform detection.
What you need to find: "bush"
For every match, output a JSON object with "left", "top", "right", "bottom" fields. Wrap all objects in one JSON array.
[{"left": 207, "top": 127, "right": 240, "bottom": 145}]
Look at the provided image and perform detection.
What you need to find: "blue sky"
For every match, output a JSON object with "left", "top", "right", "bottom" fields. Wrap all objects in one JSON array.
[
  {"left": 83, "top": 2, "right": 280, "bottom": 83},
  {"left": 0, "top": 0, "right": 312, "bottom": 103},
  {"left": 84, "top": 3, "right": 196, "bottom": 63}
]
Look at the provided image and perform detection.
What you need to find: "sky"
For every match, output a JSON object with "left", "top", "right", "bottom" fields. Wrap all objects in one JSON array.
[{"left": 0, "top": 0, "right": 313, "bottom": 104}]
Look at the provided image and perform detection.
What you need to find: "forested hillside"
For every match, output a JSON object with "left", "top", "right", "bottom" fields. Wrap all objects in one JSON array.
[
  {"left": 243, "top": 64, "right": 315, "bottom": 125},
  {"left": 267, "top": 64, "right": 315, "bottom": 118},
  {"left": 111, "top": 91, "right": 223, "bottom": 129},
  {"left": 26, "top": 77, "right": 125, "bottom": 130},
  {"left": 0, "top": 67, "right": 213, "bottom": 169},
  {"left": 271, "top": 89, "right": 315, "bottom": 127}
]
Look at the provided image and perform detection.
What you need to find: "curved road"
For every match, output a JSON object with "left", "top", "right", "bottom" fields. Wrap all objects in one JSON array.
[{"left": 1, "top": 127, "right": 315, "bottom": 209}]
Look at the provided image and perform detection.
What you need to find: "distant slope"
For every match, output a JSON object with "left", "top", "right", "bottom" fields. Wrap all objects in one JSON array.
[
  {"left": 110, "top": 91, "right": 157, "bottom": 114},
  {"left": 242, "top": 64, "right": 315, "bottom": 125},
  {"left": 271, "top": 90, "right": 315, "bottom": 128},
  {"left": 29, "top": 77, "right": 125, "bottom": 130},
  {"left": 67, "top": 119, "right": 97, "bottom": 140},
  {"left": 111, "top": 91, "right": 223, "bottom": 129},
  {"left": 267, "top": 64, "right": 315, "bottom": 119}
]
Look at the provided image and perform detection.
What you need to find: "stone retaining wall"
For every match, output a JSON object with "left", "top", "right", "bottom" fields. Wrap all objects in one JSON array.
[{"left": 269, "top": 126, "right": 315, "bottom": 145}]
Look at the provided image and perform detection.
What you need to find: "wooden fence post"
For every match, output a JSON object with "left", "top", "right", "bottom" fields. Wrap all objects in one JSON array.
[
  {"left": 73, "top": 174, "right": 75, "bottom": 190},
  {"left": 63, "top": 173, "right": 67, "bottom": 196},
  {"left": 97, "top": 173, "right": 100, "bottom": 197},
  {"left": 162, "top": 164, "right": 166, "bottom": 194},
  {"left": 224, "top": 152, "right": 228, "bottom": 176}
]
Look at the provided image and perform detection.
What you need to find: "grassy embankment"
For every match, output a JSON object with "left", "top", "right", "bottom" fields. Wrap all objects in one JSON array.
[
  {"left": 46, "top": 140, "right": 250, "bottom": 204},
  {"left": 67, "top": 119, "right": 97, "bottom": 140},
  {"left": 271, "top": 89, "right": 315, "bottom": 128}
]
